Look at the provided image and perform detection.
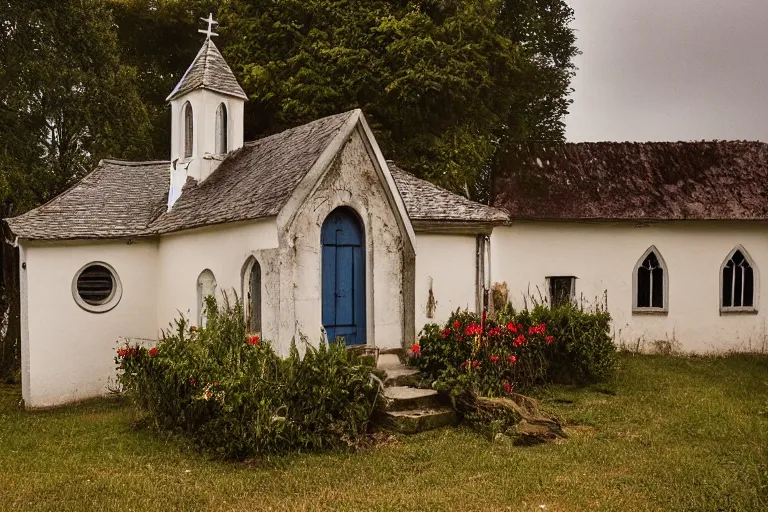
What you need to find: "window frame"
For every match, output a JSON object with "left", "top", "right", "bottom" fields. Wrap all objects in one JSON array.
[
  {"left": 215, "top": 102, "right": 228, "bottom": 154},
  {"left": 720, "top": 245, "right": 759, "bottom": 314},
  {"left": 71, "top": 261, "right": 122, "bottom": 314},
  {"left": 546, "top": 275, "right": 576, "bottom": 308},
  {"left": 242, "top": 256, "right": 262, "bottom": 335},
  {"left": 632, "top": 245, "right": 669, "bottom": 315},
  {"left": 183, "top": 101, "right": 194, "bottom": 159}
]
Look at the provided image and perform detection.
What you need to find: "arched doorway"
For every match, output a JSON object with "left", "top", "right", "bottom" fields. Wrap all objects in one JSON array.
[{"left": 321, "top": 207, "right": 366, "bottom": 345}]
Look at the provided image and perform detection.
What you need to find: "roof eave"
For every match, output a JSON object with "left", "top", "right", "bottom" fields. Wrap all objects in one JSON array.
[{"left": 411, "top": 219, "right": 505, "bottom": 235}]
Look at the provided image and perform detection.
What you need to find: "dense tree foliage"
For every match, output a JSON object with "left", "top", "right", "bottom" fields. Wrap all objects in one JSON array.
[
  {"left": 1, "top": 0, "right": 576, "bottom": 208},
  {"left": 108, "top": 0, "right": 576, "bottom": 199},
  {"left": 0, "top": 0, "right": 152, "bottom": 213},
  {"left": 219, "top": 0, "right": 577, "bottom": 198}
]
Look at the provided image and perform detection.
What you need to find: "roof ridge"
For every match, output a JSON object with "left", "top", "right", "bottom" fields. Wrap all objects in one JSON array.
[{"left": 101, "top": 159, "right": 171, "bottom": 166}]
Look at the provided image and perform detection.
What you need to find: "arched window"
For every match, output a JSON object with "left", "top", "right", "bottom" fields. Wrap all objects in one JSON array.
[
  {"left": 183, "top": 102, "right": 194, "bottom": 158},
  {"left": 721, "top": 246, "right": 758, "bottom": 312},
  {"left": 196, "top": 269, "right": 217, "bottom": 327},
  {"left": 244, "top": 257, "right": 262, "bottom": 334},
  {"left": 633, "top": 246, "right": 668, "bottom": 313},
  {"left": 215, "top": 103, "right": 228, "bottom": 154}
]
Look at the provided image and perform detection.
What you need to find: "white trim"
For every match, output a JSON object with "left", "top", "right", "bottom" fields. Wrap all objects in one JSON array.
[
  {"left": 71, "top": 262, "right": 123, "bottom": 314},
  {"left": 632, "top": 245, "right": 669, "bottom": 314},
  {"left": 720, "top": 245, "right": 759, "bottom": 314},
  {"left": 277, "top": 110, "right": 417, "bottom": 252}
]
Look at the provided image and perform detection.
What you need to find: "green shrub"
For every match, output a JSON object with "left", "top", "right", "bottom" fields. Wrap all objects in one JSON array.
[
  {"left": 414, "top": 304, "right": 616, "bottom": 397},
  {"left": 497, "top": 303, "right": 616, "bottom": 384},
  {"left": 116, "top": 297, "right": 380, "bottom": 459}
]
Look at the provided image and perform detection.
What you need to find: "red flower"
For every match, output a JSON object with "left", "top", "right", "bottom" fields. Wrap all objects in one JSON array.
[
  {"left": 411, "top": 343, "right": 421, "bottom": 356},
  {"left": 190, "top": 326, "right": 198, "bottom": 333},
  {"left": 472, "top": 360, "right": 481, "bottom": 369},
  {"left": 507, "top": 323, "right": 517, "bottom": 333},
  {"left": 488, "top": 327, "right": 501, "bottom": 337},
  {"left": 130, "top": 348, "right": 137, "bottom": 356},
  {"left": 460, "top": 360, "right": 470, "bottom": 370},
  {"left": 149, "top": 347, "right": 158, "bottom": 357},
  {"left": 517, "top": 324, "right": 523, "bottom": 333},
  {"left": 514, "top": 335, "right": 527, "bottom": 347},
  {"left": 508, "top": 355, "right": 517, "bottom": 364},
  {"left": 529, "top": 323, "right": 547, "bottom": 335},
  {"left": 457, "top": 335, "right": 464, "bottom": 342},
  {"left": 441, "top": 328, "right": 451, "bottom": 339},
  {"left": 453, "top": 321, "right": 461, "bottom": 330},
  {"left": 504, "top": 381, "right": 512, "bottom": 394},
  {"left": 546, "top": 336, "right": 555, "bottom": 344},
  {"left": 465, "top": 323, "right": 482, "bottom": 336},
  {"left": 489, "top": 355, "right": 499, "bottom": 363},
  {"left": 248, "top": 335, "right": 260, "bottom": 345},
  {"left": 189, "top": 377, "right": 196, "bottom": 385}
]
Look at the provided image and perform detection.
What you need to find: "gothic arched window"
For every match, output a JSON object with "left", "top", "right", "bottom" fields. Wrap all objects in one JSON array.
[
  {"left": 196, "top": 269, "right": 216, "bottom": 327},
  {"left": 183, "top": 102, "right": 194, "bottom": 158},
  {"left": 215, "top": 103, "right": 228, "bottom": 154},
  {"left": 721, "top": 246, "right": 758, "bottom": 312},
  {"left": 633, "top": 246, "right": 668, "bottom": 313},
  {"left": 243, "top": 257, "right": 262, "bottom": 334}
]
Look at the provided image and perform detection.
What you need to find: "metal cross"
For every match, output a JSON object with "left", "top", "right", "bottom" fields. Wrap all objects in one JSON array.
[{"left": 198, "top": 13, "right": 219, "bottom": 39}]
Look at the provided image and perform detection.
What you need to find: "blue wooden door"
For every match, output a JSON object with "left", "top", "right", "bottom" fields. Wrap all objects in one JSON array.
[{"left": 322, "top": 208, "right": 366, "bottom": 345}]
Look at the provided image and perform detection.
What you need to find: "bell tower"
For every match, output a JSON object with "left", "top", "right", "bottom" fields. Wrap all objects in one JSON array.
[{"left": 166, "top": 14, "right": 247, "bottom": 209}]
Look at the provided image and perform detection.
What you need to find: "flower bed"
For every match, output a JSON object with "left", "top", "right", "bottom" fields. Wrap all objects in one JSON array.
[
  {"left": 115, "top": 298, "right": 379, "bottom": 459},
  {"left": 414, "top": 305, "right": 615, "bottom": 394}
]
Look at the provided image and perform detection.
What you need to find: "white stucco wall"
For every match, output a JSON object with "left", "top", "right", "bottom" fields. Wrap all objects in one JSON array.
[
  {"left": 20, "top": 240, "right": 159, "bottom": 408},
  {"left": 414, "top": 233, "right": 478, "bottom": 332},
  {"left": 492, "top": 221, "right": 768, "bottom": 353},
  {"left": 155, "top": 219, "right": 279, "bottom": 339},
  {"left": 277, "top": 127, "right": 415, "bottom": 354}
]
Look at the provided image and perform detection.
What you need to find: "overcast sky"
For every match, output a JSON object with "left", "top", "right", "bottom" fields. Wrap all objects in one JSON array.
[{"left": 565, "top": 0, "right": 768, "bottom": 143}]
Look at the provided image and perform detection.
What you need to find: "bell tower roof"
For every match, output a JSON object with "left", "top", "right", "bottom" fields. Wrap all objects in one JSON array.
[{"left": 166, "top": 38, "right": 247, "bottom": 102}]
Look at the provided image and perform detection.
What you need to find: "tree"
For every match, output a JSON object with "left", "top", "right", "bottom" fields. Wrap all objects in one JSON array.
[
  {"left": 106, "top": 0, "right": 576, "bottom": 198},
  {"left": 108, "top": 0, "right": 221, "bottom": 160},
  {"left": 0, "top": 0, "right": 153, "bottom": 211},
  {"left": 218, "top": 0, "right": 577, "bottom": 198}
]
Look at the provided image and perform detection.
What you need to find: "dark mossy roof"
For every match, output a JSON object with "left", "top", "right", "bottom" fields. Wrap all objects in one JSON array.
[{"left": 493, "top": 141, "right": 768, "bottom": 221}]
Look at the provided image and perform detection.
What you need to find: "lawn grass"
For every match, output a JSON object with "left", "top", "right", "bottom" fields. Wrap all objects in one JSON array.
[{"left": 1, "top": 353, "right": 766, "bottom": 511}]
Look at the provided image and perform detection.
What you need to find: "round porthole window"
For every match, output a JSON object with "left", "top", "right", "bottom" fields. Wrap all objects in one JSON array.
[{"left": 72, "top": 262, "right": 122, "bottom": 313}]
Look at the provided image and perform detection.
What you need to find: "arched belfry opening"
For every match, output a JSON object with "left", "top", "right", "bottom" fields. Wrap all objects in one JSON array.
[{"left": 321, "top": 207, "right": 367, "bottom": 345}]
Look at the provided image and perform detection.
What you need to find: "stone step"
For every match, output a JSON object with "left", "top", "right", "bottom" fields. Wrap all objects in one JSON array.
[
  {"left": 377, "top": 353, "right": 404, "bottom": 371},
  {"left": 383, "top": 386, "right": 442, "bottom": 412},
  {"left": 380, "top": 407, "right": 457, "bottom": 434},
  {"left": 383, "top": 367, "right": 421, "bottom": 387}
]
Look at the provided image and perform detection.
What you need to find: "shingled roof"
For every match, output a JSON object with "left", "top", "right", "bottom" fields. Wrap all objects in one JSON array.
[
  {"left": 390, "top": 165, "right": 508, "bottom": 226},
  {"left": 166, "top": 39, "right": 247, "bottom": 101},
  {"left": 6, "top": 161, "right": 170, "bottom": 241},
  {"left": 493, "top": 141, "right": 768, "bottom": 221},
  {"left": 8, "top": 110, "right": 501, "bottom": 241},
  {"left": 150, "top": 111, "right": 354, "bottom": 234}
]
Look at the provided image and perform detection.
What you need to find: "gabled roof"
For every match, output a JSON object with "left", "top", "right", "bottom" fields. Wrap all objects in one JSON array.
[
  {"left": 493, "top": 141, "right": 768, "bottom": 221},
  {"left": 6, "top": 110, "right": 507, "bottom": 241},
  {"left": 6, "top": 161, "right": 170, "bottom": 241},
  {"left": 390, "top": 165, "right": 509, "bottom": 225},
  {"left": 166, "top": 39, "right": 247, "bottom": 102}
]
